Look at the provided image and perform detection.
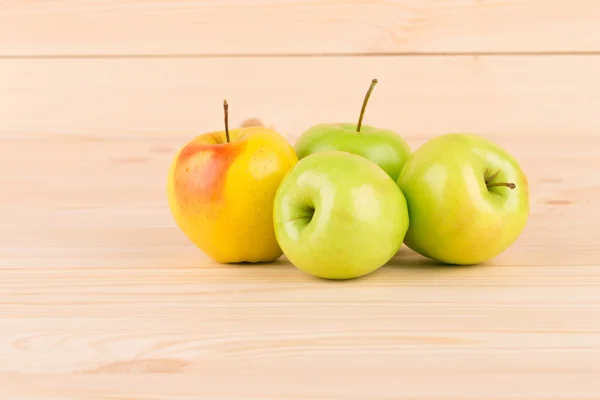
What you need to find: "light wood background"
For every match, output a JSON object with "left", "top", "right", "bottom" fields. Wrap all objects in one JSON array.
[{"left": 2, "top": 1, "right": 600, "bottom": 399}]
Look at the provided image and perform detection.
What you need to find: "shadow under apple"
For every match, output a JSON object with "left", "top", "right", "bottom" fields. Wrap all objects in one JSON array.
[{"left": 383, "top": 246, "right": 489, "bottom": 271}]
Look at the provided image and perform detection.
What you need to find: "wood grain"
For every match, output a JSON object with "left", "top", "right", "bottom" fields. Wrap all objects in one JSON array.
[
  {"left": 3, "top": 3, "right": 600, "bottom": 394},
  {"left": 2, "top": 55, "right": 600, "bottom": 139},
  {"left": 2, "top": 134, "right": 597, "bottom": 270},
  {"left": 1, "top": 265, "right": 600, "bottom": 399},
  {"left": 1, "top": 0, "right": 599, "bottom": 56},
  {"left": 1, "top": 134, "right": 600, "bottom": 398}
]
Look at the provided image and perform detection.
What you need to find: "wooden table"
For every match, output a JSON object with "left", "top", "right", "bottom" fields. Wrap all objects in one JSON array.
[
  {"left": 2, "top": 1, "right": 600, "bottom": 398},
  {"left": 2, "top": 133, "right": 599, "bottom": 399}
]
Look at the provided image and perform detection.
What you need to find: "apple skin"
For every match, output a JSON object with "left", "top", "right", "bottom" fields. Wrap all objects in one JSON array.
[
  {"left": 396, "top": 133, "right": 529, "bottom": 265},
  {"left": 167, "top": 125, "right": 297, "bottom": 263},
  {"left": 294, "top": 123, "right": 412, "bottom": 181},
  {"left": 273, "top": 150, "right": 409, "bottom": 280}
]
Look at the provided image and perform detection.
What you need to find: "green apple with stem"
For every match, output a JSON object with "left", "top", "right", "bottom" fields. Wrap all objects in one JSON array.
[
  {"left": 396, "top": 133, "right": 529, "bottom": 265},
  {"left": 273, "top": 150, "right": 409, "bottom": 280},
  {"left": 294, "top": 79, "right": 412, "bottom": 181}
]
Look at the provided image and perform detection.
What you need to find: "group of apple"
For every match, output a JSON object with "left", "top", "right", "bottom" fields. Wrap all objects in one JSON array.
[{"left": 167, "top": 79, "right": 529, "bottom": 280}]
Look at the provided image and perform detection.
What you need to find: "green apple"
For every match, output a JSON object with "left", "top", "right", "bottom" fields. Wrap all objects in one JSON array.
[
  {"left": 294, "top": 79, "right": 412, "bottom": 181},
  {"left": 396, "top": 133, "right": 529, "bottom": 265},
  {"left": 273, "top": 150, "right": 409, "bottom": 280}
]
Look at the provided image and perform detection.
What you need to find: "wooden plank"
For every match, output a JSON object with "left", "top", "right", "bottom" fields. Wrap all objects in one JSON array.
[
  {"left": 1, "top": 56, "right": 600, "bottom": 139},
  {"left": 1, "top": 127, "right": 599, "bottom": 396},
  {"left": 1, "top": 135, "right": 598, "bottom": 270},
  {"left": 1, "top": 126, "right": 600, "bottom": 398},
  {"left": 1, "top": 265, "right": 600, "bottom": 399},
  {"left": 1, "top": 372, "right": 599, "bottom": 400},
  {"left": 1, "top": 0, "right": 599, "bottom": 56}
]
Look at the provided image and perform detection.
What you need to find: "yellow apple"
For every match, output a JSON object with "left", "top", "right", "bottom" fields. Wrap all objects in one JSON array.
[{"left": 167, "top": 101, "right": 298, "bottom": 263}]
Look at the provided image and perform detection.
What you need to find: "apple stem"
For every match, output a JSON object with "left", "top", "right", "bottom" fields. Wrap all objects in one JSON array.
[
  {"left": 357, "top": 78, "right": 378, "bottom": 133},
  {"left": 223, "top": 99, "right": 230, "bottom": 143},
  {"left": 487, "top": 182, "right": 516, "bottom": 189}
]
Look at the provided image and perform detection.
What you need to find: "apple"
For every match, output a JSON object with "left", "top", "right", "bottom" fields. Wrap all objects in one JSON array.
[
  {"left": 167, "top": 100, "right": 298, "bottom": 263},
  {"left": 273, "top": 150, "right": 409, "bottom": 280},
  {"left": 396, "top": 133, "right": 529, "bottom": 265},
  {"left": 294, "top": 79, "right": 412, "bottom": 181}
]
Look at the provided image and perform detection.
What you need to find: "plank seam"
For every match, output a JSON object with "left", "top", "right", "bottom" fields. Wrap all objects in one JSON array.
[{"left": 3, "top": 51, "right": 600, "bottom": 59}]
